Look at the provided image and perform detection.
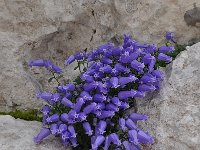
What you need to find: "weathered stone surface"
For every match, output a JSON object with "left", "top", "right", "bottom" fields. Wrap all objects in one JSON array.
[
  {"left": 0, "top": 115, "right": 69, "bottom": 150},
  {"left": 138, "top": 42, "right": 200, "bottom": 149},
  {"left": 0, "top": 0, "right": 200, "bottom": 111}
]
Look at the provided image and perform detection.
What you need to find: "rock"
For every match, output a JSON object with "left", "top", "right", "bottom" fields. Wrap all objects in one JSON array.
[
  {"left": 138, "top": 42, "right": 200, "bottom": 149},
  {"left": 0, "top": 0, "right": 200, "bottom": 111},
  {"left": 0, "top": 115, "right": 69, "bottom": 150}
]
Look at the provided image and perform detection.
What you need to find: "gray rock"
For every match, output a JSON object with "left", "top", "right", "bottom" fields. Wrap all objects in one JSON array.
[
  {"left": 0, "top": 115, "right": 69, "bottom": 150},
  {"left": 138, "top": 42, "right": 200, "bottom": 149},
  {"left": 0, "top": 0, "right": 200, "bottom": 111}
]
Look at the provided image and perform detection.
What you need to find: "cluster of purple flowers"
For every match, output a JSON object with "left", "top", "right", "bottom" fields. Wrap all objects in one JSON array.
[{"left": 30, "top": 32, "right": 175, "bottom": 150}]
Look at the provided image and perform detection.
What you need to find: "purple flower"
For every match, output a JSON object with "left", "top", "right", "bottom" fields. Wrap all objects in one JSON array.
[
  {"left": 134, "top": 91, "right": 145, "bottom": 98},
  {"left": 50, "top": 124, "right": 58, "bottom": 135},
  {"left": 68, "top": 110, "right": 79, "bottom": 119},
  {"left": 112, "top": 47, "right": 122, "bottom": 56},
  {"left": 109, "top": 77, "right": 120, "bottom": 88},
  {"left": 101, "top": 56, "right": 112, "bottom": 64},
  {"left": 140, "top": 73, "right": 156, "bottom": 84},
  {"left": 138, "top": 84, "right": 156, "bottom": 92},
  {"left": 97, "top": 120, "right": 107, "bottom": 134},
  {"left": 115, "top": 63, "right": 130, "bottom": 73},
  {"left": 46, "top": 114, "right": 59, "bottom": 123},
  {"left": 83, "top": 82, "right": 97, "bottom": 92},
  {"left": 123, "top": 141, "right": 132, "bottom": 150},
  {"left": 78, "top": 112, "right": 87, "bottom": 122},
  {"left": 119, "top": 51, "right": 131, "bottom": 63},
  {"left": 75, "top": 51, "right": 85, "bottom": 60},
  {"left": 99, "top": 65, "right": 112, "bottom": 73},
  {"left": 58, "top": 124, "right": 68, "bottom": 134},
  {"left": 62, "top": 83, "right": 75, "bottom": 91},
  {"left": 131, "top": 60, "right": 145, "bottom": 73},
  {"left": 51, "top": 93, "right": 61, "bottom": 103},
  {"left": 60, "top": 113, "right": 69, "bottom": 123},
  {"left": 61, "top": 130, "right": 70, "bottom": 141},
  {"left": 123, "top": 141, "right": 140, "bottom": 150},
  {"left": 159, "top": 46, "right": 175, "bottom": 53},
  {"left": 118, "top": 90, "right": 136, "bottom": 100},
  {"left": 166, "top": 32, "right": 175, "bottom": 41},
  {"left": 119, "top": 118, "right": 127, "bottom": 131},
  {"left": 37, "top": 92, "right": 52, "bottom": 101},
  {"left": 119, "top": 102, "right": 130, "bottom": 109},
  {"left": 41, "top": 105, "right": 50, "bottom": 116},
  {"left": 129, "top": 113, "right": 148, "bottom": 121},
  {"left": 68, "top": 125, "right": 77, "bottom": 138},
  {"left": 109, "top": 133, "right": 121, "bottom": 145},
  {"left": 129, "top": 50, "right": 141, "bottom": 61},
  {"left": 142, "top": 54, "right": 155, "bottom": 64},
  {"left": 128, "top": 130, "right": 138, "bottom": 144},
  {"left": 81, "top": 73, "right": 94, "bottom": 83},
  {"left": 158, "top": 53, "right": 172, "bottom": 62},
  {"left": 104, "top": 136, "right": 111, "bottom": 150},
  {"left": 111, "top": 97, "right": 121, "bottom": 106},
  {"left": 34, "top": 128, "right": 51, "bottom": 143},
  {"left": 152, "top": 70, "right": 164, "bottom": 80},
  {"left": 50, "top": 64, "right": 63, "bottom": 74},
  {"left": 83, "top": 122, "right": 93, "bottom": 136},
  {"left": 95, "top": 103, "right": 106, "bottom": 110},
  {"left": 83, "top": 102, "right": 97, "bottom": 114},
  {"left": 80, "top": 91, "right": 92, "bottom": 101},
  {"left": 65, "top": 55, "right": 75, "bottom": 65},
  {"left": 98, "top": 111, "right": 115, "bottom": 119},
  {"left": 148, "top": 59, "right": 156, "bottom": 73},
  {"left": 29, "top": 59, "right": 46, "bottom": 67},
  {"left": 92, "top": 135, "right": 105, "bottom": 149},
  {"left": 61, "top": 97, "right": 74, "bottom": 108},
  {"left": 125, "top": 119, "right": 137, "bottom": 130},
  {"left": 145, "top": 44, "right": 157, "bottom": 54},
  {"left": 93, "top": 94, "right": 106, "bottom": 103},
  {"left": 118, "top": 75, "right": 138, "bottom": 86},
  {"left": 73, "top": 97, "right": 85, "bottom": 112},
  {"left": 137, "top": 130, "right": 154, "bottom": 144},
  {"left": 70, "top": 137, "right": 79, "bottom": 147},
  {"left": 39, "top": 60, "right": 62, "bottom": 74},
  {"left": 106, "top": 103, "right": 119, "bottom": 112}
]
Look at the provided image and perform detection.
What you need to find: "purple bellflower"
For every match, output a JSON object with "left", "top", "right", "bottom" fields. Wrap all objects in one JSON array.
[{"left": 34, "top": 128, "right": 51, "bottom": 143}]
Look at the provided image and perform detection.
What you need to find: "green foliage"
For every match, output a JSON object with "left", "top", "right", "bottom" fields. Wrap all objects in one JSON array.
[
  {"left": 0, "top": 110, "right": 42, "bottom": 121},
  {"left": 157, "top": 43, "right": 190, "bottom": 67}
]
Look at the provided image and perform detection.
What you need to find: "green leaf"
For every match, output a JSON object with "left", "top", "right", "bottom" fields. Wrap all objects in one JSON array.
[{"left": 48, "top": 77, "right": 54, "bottom": 83}]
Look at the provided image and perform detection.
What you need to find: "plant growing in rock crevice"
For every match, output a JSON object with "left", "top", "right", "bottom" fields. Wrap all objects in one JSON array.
[{"left": 29, "top": 32, "right": 176, "bottom": 150}]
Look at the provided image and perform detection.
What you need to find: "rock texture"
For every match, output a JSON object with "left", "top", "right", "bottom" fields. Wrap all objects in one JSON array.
[
  {"left": 0, "top": 115, "right": 69, "bottom": 150},
  {"left": 0, "top": 0, "right": 200, "bottom": 111},
  {"left": 138, "top": 42, "right": 200, "bottom": 149}
]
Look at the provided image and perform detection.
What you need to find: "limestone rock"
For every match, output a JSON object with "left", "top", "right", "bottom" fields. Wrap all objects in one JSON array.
[
  {"left": 138, "top": 42, "right": 200, "bottom": 149},
  {"left": 0, "top": 0, "right": 200, "bottom": 111},
  {"left": 0, "top": 115, "right": 69, "bottom": 150}
]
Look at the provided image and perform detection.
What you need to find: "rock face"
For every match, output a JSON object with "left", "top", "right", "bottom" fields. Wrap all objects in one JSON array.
[
  {"left": 0, "top": 115, "right": 69, "bottom": 150},
  {"left": 0, "top": 0, "right": 200, "bottom": 111},
  {"left": 138, "top": 42, "right": 200, "bottom": 149}
]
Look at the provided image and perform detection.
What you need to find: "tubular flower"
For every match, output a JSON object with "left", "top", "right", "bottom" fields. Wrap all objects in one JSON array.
[
  {"left": 109, "top": 133, "right": 121, "bottom": 146},
  {"left": 34, "top": 128, "right": 51, "bottom": 143},
  {"left": 50, "top": 124, "right": 58, "bottom": 135},
  {"left": 83, "top": 122, "right": 93, "bottom": 136},
  {"left": 97, "top": 120, "right": 107, "bottom": 134},
  {"left": 119, "top": 118, "right": 127, "bottom": 131},
  {"left": 30, "top": 32, "right": 174, "bottom": 149},
  {"left": 158, "top": 53, "right": 172, "bottom": 62},
  {"left": 46, "top": 114, "right": 59, "bottom": 123},
  {"left": 118, "top": 90, "right": 136, "bottom": 100},
  {"left": 92, "top": 135, "right": 105, "bottom": 149}
]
